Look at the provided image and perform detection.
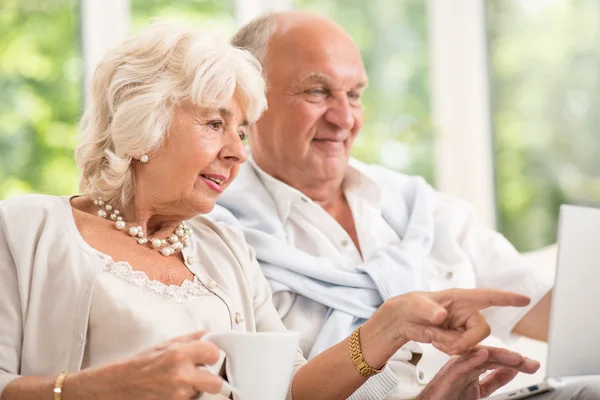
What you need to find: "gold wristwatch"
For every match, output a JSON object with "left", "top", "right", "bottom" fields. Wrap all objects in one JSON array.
[{"left": 349, "top": 326, "right": 387, "bottom": 377}]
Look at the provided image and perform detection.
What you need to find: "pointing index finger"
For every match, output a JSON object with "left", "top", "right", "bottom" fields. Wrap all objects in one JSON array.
[{"left": 440, "top": 289, "right": 531, "bottom": 310}]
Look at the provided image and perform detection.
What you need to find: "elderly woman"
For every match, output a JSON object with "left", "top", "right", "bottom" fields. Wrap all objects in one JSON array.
[{"left": 0, "top": 23, "right": 539, "bottom": 400}]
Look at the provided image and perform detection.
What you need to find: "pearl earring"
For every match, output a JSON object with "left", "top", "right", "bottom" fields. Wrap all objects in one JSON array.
[{"left": 139, "top": 154, "right": 149, "bottom": 163}]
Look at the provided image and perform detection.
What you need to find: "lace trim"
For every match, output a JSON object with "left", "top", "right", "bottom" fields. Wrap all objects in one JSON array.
[{"left": 103, "top": 260, "right": 213, "bottom": 304}]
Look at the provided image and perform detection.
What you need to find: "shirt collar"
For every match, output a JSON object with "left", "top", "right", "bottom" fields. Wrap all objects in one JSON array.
[
  {"left": 248, "top": 156, "right": 301, "bottom": 224},
  {"left": 249, "top": 156, "right": 382, "bottom": 224},
  {"left": 344, "top": 160, "right": 382, "bottom": 208}
]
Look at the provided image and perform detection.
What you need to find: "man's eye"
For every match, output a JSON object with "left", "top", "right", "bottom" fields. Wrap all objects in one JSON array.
[
  {"left": 238, "top": 131, "right": 247, "bottom": 141},
  {"left": 306, "top": 89, "right": 327, "bottom": 96},
  {"left": 207, "top": 120, "right": 224, "bottom": 130},
  {"left": 348, "top": 91, "right": 361, "bottom": 100}
]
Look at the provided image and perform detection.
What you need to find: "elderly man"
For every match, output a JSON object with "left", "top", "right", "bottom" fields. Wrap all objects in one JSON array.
[{"left": 208, "top": 11, "right": 599, "bottom": 399}]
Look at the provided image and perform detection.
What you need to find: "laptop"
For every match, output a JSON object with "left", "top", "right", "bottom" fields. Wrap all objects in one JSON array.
[{"left": 488, "top": 204, "right": 600, "bottom": 399}]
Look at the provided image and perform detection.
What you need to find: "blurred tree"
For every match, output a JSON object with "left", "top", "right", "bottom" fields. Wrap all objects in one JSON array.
[
  {"left": 487, "top": 0, "right": 600, "bottom": 251},
  {"left": 0, "top": 0, "right": 82, "bottom": 199},
  {"left": 130, "top": 0, "right": 235, "bottom": 34}
]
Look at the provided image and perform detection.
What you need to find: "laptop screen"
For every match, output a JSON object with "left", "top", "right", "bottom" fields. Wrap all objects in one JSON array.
[{"left": 546, "top": 205, "right": 600, "bottom": 378}]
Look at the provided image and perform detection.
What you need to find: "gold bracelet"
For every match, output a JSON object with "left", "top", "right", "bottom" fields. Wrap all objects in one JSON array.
[
  {"left": 53, "top": 371, "right": 68, "bottom": 400},
  {"left": 349, "top": 326, "right": 387, "bottom": 377}
]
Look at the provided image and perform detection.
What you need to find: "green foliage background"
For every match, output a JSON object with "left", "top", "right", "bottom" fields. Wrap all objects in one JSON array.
[
  {"left": 0, "top": 0, "right": 82, "bottom": 198},
  {"left": 488, "top": 0, "right": 600, "bottom": 250},
  {"left": 1, "top": 0, "right": 599, "bottom": 251}
]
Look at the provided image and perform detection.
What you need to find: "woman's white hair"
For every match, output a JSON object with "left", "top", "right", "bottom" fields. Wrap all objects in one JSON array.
[{"left": 76, "top": 22, "right": 267, "bottom": 207}]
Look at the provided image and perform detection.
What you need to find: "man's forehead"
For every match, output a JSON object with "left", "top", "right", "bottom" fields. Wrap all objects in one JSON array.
[
  {"left": 266, "top": 16, "right": 366, "bottom": 78},
  {"left": 267, "top": 40, "right": 367, "bottom": 87},
  {"left": 296, "top": 71, "right": 368, "bottom": 89}
]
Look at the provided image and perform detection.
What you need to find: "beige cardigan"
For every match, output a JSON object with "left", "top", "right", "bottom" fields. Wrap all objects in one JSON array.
[{"left": 0, "top": 194, "right": 305, "bottom": 396}]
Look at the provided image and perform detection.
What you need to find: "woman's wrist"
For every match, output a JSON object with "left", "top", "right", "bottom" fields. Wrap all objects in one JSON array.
[
  {"left": 59, "top": 369, "right": 96, "bottom": 400},
  {"left": 0, "top": 369, "right": 105, "bottom": 400},
  {"left": 61, "top": 363, "right": 123, "bottom": 400}
]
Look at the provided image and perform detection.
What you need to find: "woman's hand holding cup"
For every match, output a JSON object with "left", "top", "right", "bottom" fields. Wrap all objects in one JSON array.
[{"left": 68, "top": 331, "right": 226, "bottom": 400}]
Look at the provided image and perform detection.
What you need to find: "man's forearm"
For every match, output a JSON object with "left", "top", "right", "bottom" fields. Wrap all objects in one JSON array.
[
  {"left": 292, "top": 318, "right": 406, "bottom": 400},
  {"left": 512, "top": 290, "right": 552, "bottom": 341}
]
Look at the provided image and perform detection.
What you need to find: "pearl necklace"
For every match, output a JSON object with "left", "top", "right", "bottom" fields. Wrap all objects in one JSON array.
[{"left": 94, "top": 196, "right": 191, "bottom": 257}]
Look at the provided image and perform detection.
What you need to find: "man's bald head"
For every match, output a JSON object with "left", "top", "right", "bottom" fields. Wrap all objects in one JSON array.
[
  {"left": 232, "top": 11, "right": 367, "bottom": 202},
  {"left": 232, "top": 11, "right": 357, "bottom": 69}
]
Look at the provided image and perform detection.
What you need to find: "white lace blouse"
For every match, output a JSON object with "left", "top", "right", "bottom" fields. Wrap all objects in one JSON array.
[{"left": 82, "top": 261, "right": 230, "bottom": 370}]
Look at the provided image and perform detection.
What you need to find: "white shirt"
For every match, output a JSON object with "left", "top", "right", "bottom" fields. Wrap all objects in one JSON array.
[
  {"left": 0, "top": 195, "right": 306, "bottom": 399},
  {"left": 252, "top": 159, "right": 554, "bottom": 399}
]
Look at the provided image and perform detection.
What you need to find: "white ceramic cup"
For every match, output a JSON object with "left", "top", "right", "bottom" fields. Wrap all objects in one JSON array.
[{"left": 201, "top": 331, "right": 300, "bottom": 400}]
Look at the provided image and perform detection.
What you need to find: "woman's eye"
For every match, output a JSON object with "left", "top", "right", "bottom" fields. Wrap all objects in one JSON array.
[
  {"left": 238, "top": 131, "right": 247, "bottom": 141},
  {"left": 207, "top": 120, "right": 224, "bottom": 130}
]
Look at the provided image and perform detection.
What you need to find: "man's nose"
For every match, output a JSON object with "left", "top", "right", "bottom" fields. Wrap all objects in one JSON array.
[{"left": 324, "top": 95, "right": 354, "bottom": 131}]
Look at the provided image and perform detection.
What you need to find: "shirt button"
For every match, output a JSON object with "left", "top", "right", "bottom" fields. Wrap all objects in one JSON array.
[
  {"left": 186, "top": 256, "right": 196, "bottom": 265},
  {"left": 235, "top": 312, "right": 244, "bottom": 324},
  {"left": 206, "top": 279, "right": 217, "bottom": 289},
  {"left": 341, "top": 239, "right": 349, "bottom": 247},
  {"left": 445, "top": 271, "right": 454, "bottom": 280},
  {"left": 301, "top": 197, "right": 309, "bottom": 203},
  {"left": 418, "top": 370, "right": 425, "bottom": 380}
]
